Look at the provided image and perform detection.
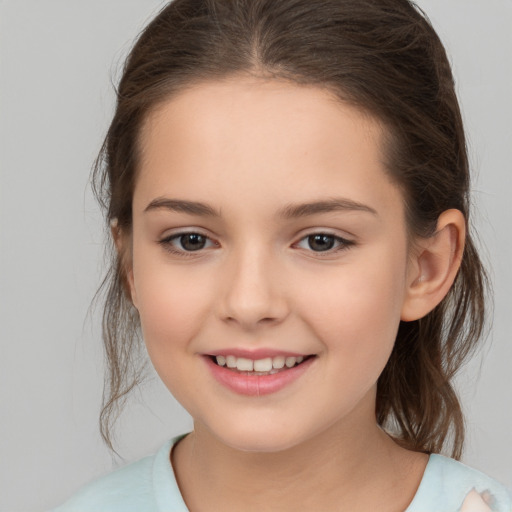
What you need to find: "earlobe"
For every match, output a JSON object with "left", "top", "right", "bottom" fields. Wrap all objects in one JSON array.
[
  {"left": 401, "top": 209, "right": 466, "bottom": 322},
  {"left": 110, "top": 218, "right": 123, "bottom": 253},
  {"left": 111, "top": 218, "right": 138, "bottom": 308},
  {"left": 125, "top": 267, "right": 138, "bottom": 308}
]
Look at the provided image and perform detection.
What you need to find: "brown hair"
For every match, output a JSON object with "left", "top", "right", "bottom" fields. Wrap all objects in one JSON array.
[{"left": 94, "top": 0, "right": 487, "bottom": 458}]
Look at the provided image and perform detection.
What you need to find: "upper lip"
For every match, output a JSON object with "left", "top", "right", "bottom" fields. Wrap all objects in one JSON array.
[{"left": 204, "top": 348, "right": 310, "bottom": 359}]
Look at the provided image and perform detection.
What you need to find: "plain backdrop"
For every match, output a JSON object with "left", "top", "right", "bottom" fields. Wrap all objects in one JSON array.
[{"left": 0, "top": 1, "right": 511, "bottom": 510}]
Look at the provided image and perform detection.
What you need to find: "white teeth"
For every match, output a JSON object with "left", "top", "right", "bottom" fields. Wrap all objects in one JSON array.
[
  {"left": 272, "top": 356, "right": 285, "bottom": 369},
  {"left": 214, "top": 354, "right": 307, "bottom": 371},
  {"left": 285, "top": 356, "right": 297, "bottom": 368},
  {"left": 253, "top": 358, "right": 273, "bottom": 372},
  {"left": 236, "top": 357, "right": 254, "bottom": 371}
]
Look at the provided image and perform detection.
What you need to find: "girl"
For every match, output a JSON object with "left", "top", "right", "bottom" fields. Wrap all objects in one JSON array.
[{"left": 55, "top": 0, "right": 511, "bottom": 510}]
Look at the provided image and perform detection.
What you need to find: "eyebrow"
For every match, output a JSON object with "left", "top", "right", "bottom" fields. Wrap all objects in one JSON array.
[
  {"left": 278, "top": 198, "right": 377, "bottom": 218},
  {"left": 144, "top": 198, "right": 221, "bottom": 217},
  {"left": 144, "top": 197, "right": 377, "bottom": 218}
]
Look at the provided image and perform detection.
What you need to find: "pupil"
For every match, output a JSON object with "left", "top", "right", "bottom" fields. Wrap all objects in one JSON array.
[
  {"left": 181, "top": 234, "right": 206, "bottom": 251},
  {"left": 309, "top": 234, "right": 334, "bottom": 251}
]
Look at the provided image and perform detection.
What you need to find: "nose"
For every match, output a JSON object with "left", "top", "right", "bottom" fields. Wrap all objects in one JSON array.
[{"left": 218, "top": 246, "right": 289, "bottom": 330}]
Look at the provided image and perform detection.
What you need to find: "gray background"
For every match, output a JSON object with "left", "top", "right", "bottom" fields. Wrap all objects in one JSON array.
[{"left": 0, "top": 1, "right": 510, "bottom": 510}]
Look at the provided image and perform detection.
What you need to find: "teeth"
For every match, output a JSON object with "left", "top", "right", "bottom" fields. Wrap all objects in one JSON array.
[
  {"left": 272, "top": 356, "right": 285, "bottom": 369},
  {"left": 236, "top": 357, "right": 254, "bottom": 371},
  {"left": 214, "top": 354, "right": 306, "bottom": 372},
  {"left": 253, "top": 358, "right": 273, "bottom": 372},
  {"left": 285, "top": 357, "right": 297, "bottom": 368}
]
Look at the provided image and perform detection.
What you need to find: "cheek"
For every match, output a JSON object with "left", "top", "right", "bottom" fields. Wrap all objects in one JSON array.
[
  {"left": 298, "top": 250, "right": 408, "bottom": 363},
  {"left": 132, "top": 252, "right": 213, "bottom": 357},
  {"left": 132, "top": 262, "right": 214, "bottom": 403}
]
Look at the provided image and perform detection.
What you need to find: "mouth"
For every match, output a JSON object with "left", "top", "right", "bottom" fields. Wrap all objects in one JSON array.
[
  {"left": 208, "top": 354, "right": 314, "bottom": 376},
  {"left": 204, "top": 352, "right": 316, "bottom": 396}
]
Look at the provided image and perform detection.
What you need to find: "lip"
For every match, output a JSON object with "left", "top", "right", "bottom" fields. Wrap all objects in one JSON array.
[
  {"left": 206, "top": 348, "right": 308, "bottom": 359},
  {"left": 204, "top": 354, "right": 315, "bottom": 396}
]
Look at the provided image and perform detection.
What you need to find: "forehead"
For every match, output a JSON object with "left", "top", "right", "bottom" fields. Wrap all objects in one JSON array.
[
  {"left": 139, "top": 77, "right": 380, "bottom": 163},
  {"left": 134, "top": 78, "right": 401, "bottom": 219}
]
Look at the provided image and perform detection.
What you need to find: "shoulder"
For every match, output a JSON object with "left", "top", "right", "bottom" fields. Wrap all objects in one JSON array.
[
  {"left": 53, "top": 437, "right": 188, "bottom": 512},
  {"left": 53, "top": 453, "right": 157, "bottom": 512},
  {"left": 408, "top": 454, "right": 512, "bottom": 512}
]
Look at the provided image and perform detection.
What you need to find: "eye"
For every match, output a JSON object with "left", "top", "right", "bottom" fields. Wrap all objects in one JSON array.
[
  {"left": 296, "top": 233, "right": 354, "bottom": 253},
  {"left": 159, "top": 231, "right": 217, "bottom": 254}
]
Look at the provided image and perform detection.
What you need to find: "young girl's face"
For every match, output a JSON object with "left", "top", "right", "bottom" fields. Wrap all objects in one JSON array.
[{"left": 127, "top": 78, "right": 417, "bottom": 452}]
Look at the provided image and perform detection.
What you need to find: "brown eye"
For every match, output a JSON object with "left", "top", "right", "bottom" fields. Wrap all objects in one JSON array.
[
  {"left": 159, "top": 231, "right": 216, "bottom": 255},
  {"left": 295, "top": 233, "right": 354, "bottom": 254},
  {"left": 307, "top": 234, "right": 336, "bottom": 252},
  {"left": 179, "top": 233, "right": 207, "bottom": 251}
]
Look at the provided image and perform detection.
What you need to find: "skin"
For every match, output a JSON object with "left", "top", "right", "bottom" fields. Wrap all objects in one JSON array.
[{"left": 120, "top": 77, "right": 465, "bottom": 512}]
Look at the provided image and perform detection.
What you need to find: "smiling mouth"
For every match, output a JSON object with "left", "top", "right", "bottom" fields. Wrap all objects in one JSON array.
[{"left": 209, "top": 354, "right": 315, "bottom": 375}]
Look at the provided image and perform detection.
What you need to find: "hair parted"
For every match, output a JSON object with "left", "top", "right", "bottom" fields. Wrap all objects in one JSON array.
[{"left": 93, "top": 0, "right": 488, "bottom": 458}]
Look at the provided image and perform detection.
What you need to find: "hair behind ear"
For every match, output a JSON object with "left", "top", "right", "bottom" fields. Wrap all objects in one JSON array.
[
  {"left": 96, "top": 232, "right": 145, "bottom": 452},
  {"left": 377, "top": 232, "right": 488, "bottom": 459}
]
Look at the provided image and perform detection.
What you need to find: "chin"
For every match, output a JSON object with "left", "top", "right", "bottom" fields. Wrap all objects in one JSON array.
[
  {"left": 233, "top": 437, "right": 295, "bottom": 453},
  {"left": 203, "top": 417, "right": 319, "bottom": 454},
  {"left": 222, "top": 435, "right": 302, "bottom": 454}
]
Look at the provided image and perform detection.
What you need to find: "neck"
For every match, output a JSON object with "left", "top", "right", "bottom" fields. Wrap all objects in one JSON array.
[{"left": 171, "top": 394, "right": 427, "bottom": 512}]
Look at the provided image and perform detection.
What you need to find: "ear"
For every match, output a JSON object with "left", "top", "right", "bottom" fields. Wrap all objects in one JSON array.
[
  {"left": 401, "top": 209, "right": 465, "bottom": 322},
  {"left": 111, "top": 218, "right": 138, "bottom": 308}
]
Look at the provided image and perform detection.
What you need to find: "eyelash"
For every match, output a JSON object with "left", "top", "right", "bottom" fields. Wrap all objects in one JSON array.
[
  {"left": 158, "top": 231, "right": 355, "bottom": 257},
  {"left": 294, "top": 233, "right": 355, "bottom": 254},
  {"left": 158, "top": 231, "right": 216, "bottom": 258}
]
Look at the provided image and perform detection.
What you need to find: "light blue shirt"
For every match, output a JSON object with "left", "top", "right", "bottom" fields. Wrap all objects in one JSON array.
[{"left": 54, "top": 435, "right": 512, "bottom": 511}]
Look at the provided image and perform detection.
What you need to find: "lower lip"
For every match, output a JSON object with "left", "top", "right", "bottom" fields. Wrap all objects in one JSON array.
[{"left": 204, "top": 356, "right": 315, "bottom": 396}]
